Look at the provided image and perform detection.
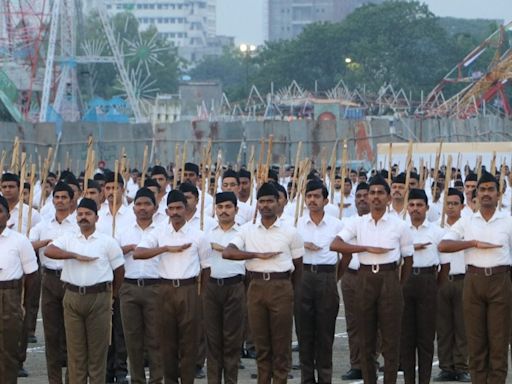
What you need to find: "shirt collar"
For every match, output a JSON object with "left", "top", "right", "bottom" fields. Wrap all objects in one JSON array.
[
  {"left": 306, "top": 213, "right": 328, "bottom": 226},
  {"left": 257, "top": 217, "right": 281, "bottom": 229},
  {"left": 212, "top": 222, "right": 239, "bottom": 232},
  {"left": 77, "top": 230, "right": 100, "bottom": 240},
  {"left": 0, "top": 227, "right": 12, "bottom": 237},
  {"left": 364, "top": 211, "right": 390, "bottom": 223},
  {"left": 474, "top": 208, "right": 507, "bottom": 223}
]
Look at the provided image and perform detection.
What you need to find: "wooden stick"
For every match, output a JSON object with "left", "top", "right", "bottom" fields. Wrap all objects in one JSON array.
[
  {"left": 38, "top": 148, "right": 53, "bottom": 208},
  {"left": 299, "top": 158, "right": 311, "bottom": 218},
  {"left": 247, "top": 145, "right": 255, "bottom": 206},
  {"left": 112, "top": 160, "right": 119, "bottom": 237},
  {"left": 0, "top": 150, "right": 7, "bottom": 175},
  {"left": 235, "top": 141, "right": 244, "bottom": 172},
  {"left": 387, "top": 142, "right": 392, "bottom": 186},
  {"left": 140, "top": 145, "right": 149, "bottom": 187},
  {"left": 263, "top": 135, "right": 274, "bottom": 183},
  {"left": 290, "top": 141, "right": 302, "bottom": 201},
  {"left": 476, "top": 156, "right": 482, "bottom": 179},
  {"left": 17, "top": 153, "right": 27, "bottom": 233},
  {"left": 10, "top": 136, "right": 19, "bottom": 173},
  {"left": 498, "top": 163, "right": 506, "bottom": 210},
  {"left": 294, "top": 159, "right": 309, "bottom": 226},
  {"left": 180, "top": 141, "right": 187, "bottom": 184},
  {"left": 432, "top": 141, "right": 443, "bottom": 202},
  {"left": 328, "top": 140, "right": 338, "bottom": 199},
  {"left": 339, "top": 139, "right": 348, "bottom": 219},
  {"left": 490, "top": 151, "right": 497, "bottom": 176},
  {"left": 319, "top": 146, "right": 327, "bottom": 181},
  {"left": 419, "top": 157, "right": 425, "bottom": 189},
  {"left": 256, "top": 138, "right": 265, "bottom": 188},
  {"left": 26, "top": 164, "right": 36, "bottom": 237},
  {"left": 440, "top": 155, "right": 453, "bottom": 228},
  {"left": 212, "top": 149, "right": 222, "bottom": 217},
  {"left": 402, "top": 141, "right": 414, "bottom": 220},
  {"left": 200, "top": 140, "right": 212, "bottom": 230},
  {"left": 173, "top": 143, "right": 180, "bottom": 189}
]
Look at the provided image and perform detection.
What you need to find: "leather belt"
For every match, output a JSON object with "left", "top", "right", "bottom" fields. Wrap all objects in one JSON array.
[
  {"left": 66, "top": 282, "right": 112, "bottom": 295},
  {"left": 359, "top": 262, "right": 397, "bottom": 273},
  {"left": 448, "top": 274, "right": 465, "bottom": 281},
  {"left": 467, "top": 265, "right": 510, "bottom": 276},
  {"left": 43, "top": 267, "right": 62, "bottom": 278},
  {"left": 250, "top": 271, "right": 290, "bottom": 280},
  {"left": 412, "top": 266, "right": 437, "bottom": 275},
  {"left": 0, "top": 279, "right": 22, "bottom": 289},
  {"left": 304, "top": 264, "right": 336, "bottom": 273},
  {"left": 124, "top": 278, "right": 161, "bottom": 287},
  {"left": 160, "top": 277, "right": 197, "bottom": 287},
  {"left": 208, "top": 275, "right": 244, "bottom": 286},
  {"left": 346, "top": 268, "right": 358, "bottom": 275}
]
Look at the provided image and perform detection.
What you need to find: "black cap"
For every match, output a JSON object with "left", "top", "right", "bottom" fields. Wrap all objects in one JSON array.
[
  {"left": 178, "top": 182, "right": 199, "bottom": 197},
  {"left": 143, "top": 178, "right": 161, "bottom": 190},
  {"left": 77, "top": 198, "right": 98, "bottom": 215},
  {"left": 238, "top": 169, "right": 251, "bottom": 179},
  {"left": 104, "top": 172, "right": 124, "bottom": 187},
  {"left": 184, "top": 162, "right": 199, "bottom": 175},
  {"left": 256, "top": 182, "right": 279, "bottom": 200},
  {"left": 151, "top": 165, "right": 168, "bottom": 177},
  {"left": 167, "top": 190, "right": 187, "bottom": 206},
  {"left": 305, "top": 179, "right": 324, "bottom": 194},
  {"left": 215, "top": 192, "right": 237, "bottom": 206},
  {"left": 392, "top": 172, "right": 406, "bottom": 184},
  {"left": 448, "top": 187, "right": 464, "bottom": 204},
  {"left": 1, "top": 172, "right": 20, "bottom": 185},
  {"left": 408, "top": 188, "right": 428, "bottom": 205},
  {"left": 477, "top": 171, "right": 498, "bottom": 188},
  {"left": 356, "top": 182, "right": 369, "bottom": 192},
  {"left": 134, "top": 187, "right": 156, "bottom": 206},
  {"left": 85, "top": 179, "right": 101, "bottom": 192},
  {"left": 368, "top": 174, "right": 390, "bottom": 194},
  {"left": 465, "top": 173, "right": 477, "bottom": 183},
  {"left": 222, "top": 169, "right": 239, "bottom": 182}
]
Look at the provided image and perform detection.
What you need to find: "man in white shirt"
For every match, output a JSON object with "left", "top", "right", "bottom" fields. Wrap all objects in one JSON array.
[
  {"left": 45, "top": 198, "right": 125, "bottom": 384},
  {"left": 30, "top": 182, "right": 78, "bottom": 384},
  {"left": 118, "top": 188, "right": 163, "bottom": 384},
  {"left": 179, "top": 182, "right": 217, "bottom": 233},
  {"left": 150, "top": 165, "right": 170, "bottom": 215},
  {"left": 238, "top": 169, "right": 253, "bottom": 204},
  {"left": 125, "top": 168, "right": 140, "bottom": 203},
  {"left": 435, "top": 188, "right": 470, "bottom": 382},
  {"left": 218, "top": 170, "right": 253, "bottom": 224},
  {"left": 183, "top": 162, "right": 213, "bottom": 207},
  {"left": 204, "top": 192, "right": 246, "bottom": 383},
  {"left": 0, "top": 195, "right": 38, "bottom": 384},
  {"left": 439, "top": 172, "right": 512, "bottom": 383},
  {"left": 223, "top": 182, "right": 305, "bottom": 383},
  {"left": 461, "top": 173, "right": 477, "bottom": 218},
  {"left": 330, "top": 175, "right": 414, "bottom": 384},
  {"left": 134, "top": 190, "right": 210, "bottom": 384},
  {"left": 389, "top": 172, "right": 407, "bottom": 217},
  {"left": 401, "top": 189, "right": 448, "bottom": 384},
  {"left": 296, "top": 180, "right": 343, "bottom": 383}
]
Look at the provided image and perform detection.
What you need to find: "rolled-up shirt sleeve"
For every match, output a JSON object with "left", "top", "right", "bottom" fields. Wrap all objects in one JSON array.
[
  {"left": 337, "top": 216, "right": 358, "bottom": 242},
  {"left": 442, "top": 217, "right": 465, "bottom": 241},
  {"left": 290, "top": 229, "right": 305, "bottom": 259},
  {"left": 198, "top": 234, "right": 212, "bottom": 268},
  {"left": 228, "top": 227, "right": 246, "bottom": 250},
  {"left": 399, "top": 224, "right": 414, "bottom": 257},
  {"left": 138, "top": 230, "right": 159, "bottom": 248},
  {"left": 107, "top": 239, "right": 125, "bottom": 270},
  {"left": 20, "top": 237, "right": 38, "bottom": 274}
]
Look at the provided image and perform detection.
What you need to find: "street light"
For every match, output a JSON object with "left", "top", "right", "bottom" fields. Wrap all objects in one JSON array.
[
  {"left": 239, "top": 43, "right": 257, "bottom": 97},
  {"left": 345, "top": 57, "right": 352, "bottom": 64}
]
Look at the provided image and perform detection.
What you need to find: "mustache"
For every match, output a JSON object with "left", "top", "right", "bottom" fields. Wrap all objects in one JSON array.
[{"left": 79, "top": 219, "right": 89, "bottom": 224}]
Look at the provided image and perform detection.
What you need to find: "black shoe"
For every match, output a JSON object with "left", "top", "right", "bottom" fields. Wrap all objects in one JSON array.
[
  {"left": 291, "top": 344, "right": 299, "bottom": 352},
  {"left": 195, "top": 367, "right": 206, "bottom": 379},
  {"left": 18, "top": 367, "right": 29, "bottom": 377},
  {"left": 27, "top": 335, "right": 37, "bottom": 343},
  {"left": 288, "top": 373, "right": 294, "bottom": 379},
  {"left": 250, "top": 373, "right": 257, "bottom": 379},
  {"left": 342, "top": 368, "right": 363, "bottom": 380},
  {"left": 378, "top": 365, "right": 385, "bottom": 372},
  {"left": 115, "top": 376, "right": 129, "bottom": 384},
  {"left": 106, "top": 374, "right": 115, "bottom": 383},
  {"left": 434, "top": 370, "right": 457, "bottom": 381},
  {"left": 244, "top": 349, "right": 257, "bottom": 359},
  {"left": 292, "top": 363, "right": 301, "bottom": 370},
  {"left": 456, "top": 372, "right": 471, "bottom": 382}
]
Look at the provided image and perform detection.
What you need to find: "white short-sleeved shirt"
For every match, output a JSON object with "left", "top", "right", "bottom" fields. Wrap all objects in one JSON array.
[
  {"left": 51, "top": 230, "right": 124, "bottom": 286},
  {"left": 97, "top": 204, "right": 136, "bottom": 237},
  {"left": 29, "top": 215, "right": 79, "bottom": 270},
  {"left": 8, "top": 202, "right": 41, "bottom": 236},
  {"left": 118, "top": 222, "right": 160, "bottom": 279},
  {"left": 0, "top": 228, "right": 38, "bottom": 280},
  {"left": 442, "top": 209, "right": 512, "bottom": 268},
  {"left": 138, "top": 222, "right": 210, "bottom": 279},
  {"left": 437, "top": 219, "right": 466, "bottom": 275},
  {"left": 340, "top": 215, "right": 360, "bottom": 270},
  {"left": 187, "top": 209, "right": 217, "bottom": 233},
  {"left": 229, "top": 218, "right": 305, "bottom": 273},
  {"left": 337, "top": 212, "right": 414, "bottom": 265},
  {"left": 206, "top": 199, "right": 254, "bottom": 226},
  {"left": 410, "top": 220, "right": 449, "bottom": 267},
  {"left": 207, "top": 224, "right": 246, "bottom": 278},
  {"left": 297, "top": 213, "right": 343, "bottom": 265}
]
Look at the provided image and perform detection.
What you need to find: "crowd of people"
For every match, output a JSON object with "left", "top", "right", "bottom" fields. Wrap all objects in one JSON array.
[{"left": 0, "top": 156, "right": 511, "bottom": 384}]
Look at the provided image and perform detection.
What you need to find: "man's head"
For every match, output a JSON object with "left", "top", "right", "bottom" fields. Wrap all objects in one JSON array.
[
  {"left": 355, "top": 182, "right": 370, "bottom": 216},
  {"left": 151, "top": 165, "right": 168, "bottom": 194},
  {"left": 166, "top": 190, "right": 188, "bottom": 226},
  {"left": 358, "top": 171, "right": 367, "bottom": 184},
  {"left": 349, "top": 169, "right": 357, "bottom": 184},
  {"left": 391, "top": 173, "right": 406, "bottom": 201},
  {"left": 256, "top": 182, "right": 279, "bottom": 219},
  {"left": 76, "top": 198, "right": 98, "bottom": 232},
  {"left": 477, "top": 172, "right": 499, "bottom": 209},
  {"left": 304, "top": 179, "right": 328, "bottom": 214},
  {"left": 215, "top": 192, "right": 238, "bottom": 225},
  {"left": 84, "top": 179, "right": 102, "bottom": 208},
  {"left": 104, "top": 172, "right": 124, "bottom": 206},
  {"left": 446, "top": 188, "right": 464, "bottom": 221},
  {"left": 143, "top": 178, "right": 161, "bottom": 197},
  {"left": 464, "top": 173, "right": 478, "bottom": 202},
  {"left": 431, "top": 181, "right": 443, "bottom": 202},
  {"left": 221, "top": 170, "right": 240, "bottom": 197},
  {"left": 238, "top": 169, "right": 252, "bottom": 200},
  {"left": 407, "top": 189, "right": 428, "bottom": 224},
  {"left": 343, "top": 177, "right": 352, "bottom": 196},
  {"left": 409, "top": 172, "right": 420, "bottom": 189},
  {"left": 53, "top": 181, "right": 74, "bottom": 212},
  {"left": 133, "top": 187, "right": 157, "bottom": 221},
  {"left": 183, "top": 163, "right": 200, "bottom": 185},
  {"left": 368, "top": 175, "right": 391, "bottom": 211},
  {"left": 130, "top": 168, "right": 140, "bottom": 182},
  {"left": 178, "top": 182, "right": 199, "bottom": 213},
  {"left": 0, "top": 173, "right": 20, "bottom": 203},
  {"left": 273, "top": 182, "right": 288, "bottom": 216},
  {"left": 0, "top": 195, "right": 10, "bottom": 229}
]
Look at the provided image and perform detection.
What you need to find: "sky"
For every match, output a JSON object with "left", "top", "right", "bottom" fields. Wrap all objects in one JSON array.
[{"left": 216, "top": 0, "right": 512, "bottom": 45}]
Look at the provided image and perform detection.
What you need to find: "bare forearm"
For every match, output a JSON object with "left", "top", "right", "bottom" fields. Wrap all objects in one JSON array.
[
  {"left": 32, "top": 240, "right": 51, "bottom": 251},
  {"left": 400, "top": 256, "right": 413, "bottom": 284},
  {"left": 44, "top": 245, "right": 78, "bottom": 260},
  {"left": 133, "top": 246, "right": 168, "bottom": 260},
  {"left": 338, "top": 253, "right": 353, "bottom": 279},
  {"left": 112, "top": 266, "right": 125, "bottom": 297},
  {"left": 222, "top": 245, "right": 258, "bottom": 260},
  {"left": 438, "top": 240, "right": 475, "bottom": 253},
  {"left": 330, "top": 237, "right": 367, "bottom": 254}
]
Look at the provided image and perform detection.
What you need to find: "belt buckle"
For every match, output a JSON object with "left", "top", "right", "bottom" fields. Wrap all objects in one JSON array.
[
  {"left": 371, "top": 264, "right": 380, "bottom": 274},
  {"left": 484, "top": 267, "right": 493, "bottom": 277},
  {"left": 216, "top": 278, "right": 224, "bottom": 287},
  {"left": 78, "top": 286, "right": 86, "bottom": 295},
  {"left": 310, "top": 264, "right": 318, "bottom": 273},
  {"left": 137, "top": 278, "right": 144, "bottom": 287},
  {"left": 413, "top": 267, "right": 420, "bottom": 276},
  {"left": 263, "top": 272, "right": 271, "bottom": 281},
  {"left": 172, "top": 279, "right": 180, "bottom": 288}
]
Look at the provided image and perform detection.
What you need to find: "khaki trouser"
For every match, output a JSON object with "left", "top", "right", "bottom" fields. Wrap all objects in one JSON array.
[
  {"left": 341, "top": 270, "right": 361, "bottom": 370},
  {"left": 400, "top": 272, "right": 437, "bottom": 384},
  {"left": 63, "top": 288, "right": 112, "bottom": 384},
  {"left": 0, "top": 282, "right": 23, "bottom": 384},
  {"left": 159, "top": 282, "right": 200, "bottom": 384},
  {"left": 463, "top": 271, "right": 512, "bottom": 384},
  {"left": 436, "top": 276, "right": 468, "bottom": 373},
  {"left": 248, "top": 278, "right": 294, "bottom": 384},
  {"left": 298, "top": 270, "right": 339, "bottom": 384},
  {"left": 41, "top": 270, "right": 68, "bottom": 384},
  {"left": 18, "top": 268, "right": 41, "bottom": 368},
  {"left": 119, "top": 282, "right": 163, "bottom": 384},
  {"left": 357, "top": 269, "right": 403, "bottom": 384},
  {"left": 203, "top": 279, "right": 245, "bottom": 384}
]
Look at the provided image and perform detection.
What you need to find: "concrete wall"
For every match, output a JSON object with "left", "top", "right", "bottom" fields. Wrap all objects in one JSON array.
[{"left": 0, "top": 116, "right": 510, "bottom": 171}]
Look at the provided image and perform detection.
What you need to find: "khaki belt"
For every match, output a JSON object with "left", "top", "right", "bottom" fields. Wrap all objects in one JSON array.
[
  {"left": 448, "top": 274, "right": 465, "bottom": 281},
  {"left": 42, "top": 267, "right": 62, "bottom": 278},
  {"left": 124, "top": 278, "right": 161, "bottom": 287},
  {"left": 208, "top": 275, "right": 244, "bottom": 286},
  {"left": 160, "top": 277, "right": 197, "bottom": 287},
  {"left": 412, "top": 266, "right": 438, "bottom": 275},
  {"left": 250, "top": 271, "right": 290, "bottom": 281},
  {"left": 303, "top": 263, "right": 336, "bottom": 273},
  {"left": 359, "top": 262, "right": 397, "bottom": 273},
  {"left": 0, "top": 279, "right": 22, "bottom": 289},
  {"left": 66, "top": 282, "right": 112, "bottom": 295},
  {"left": 467, "top": 265, "right": 510, "bottom": 276}
]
